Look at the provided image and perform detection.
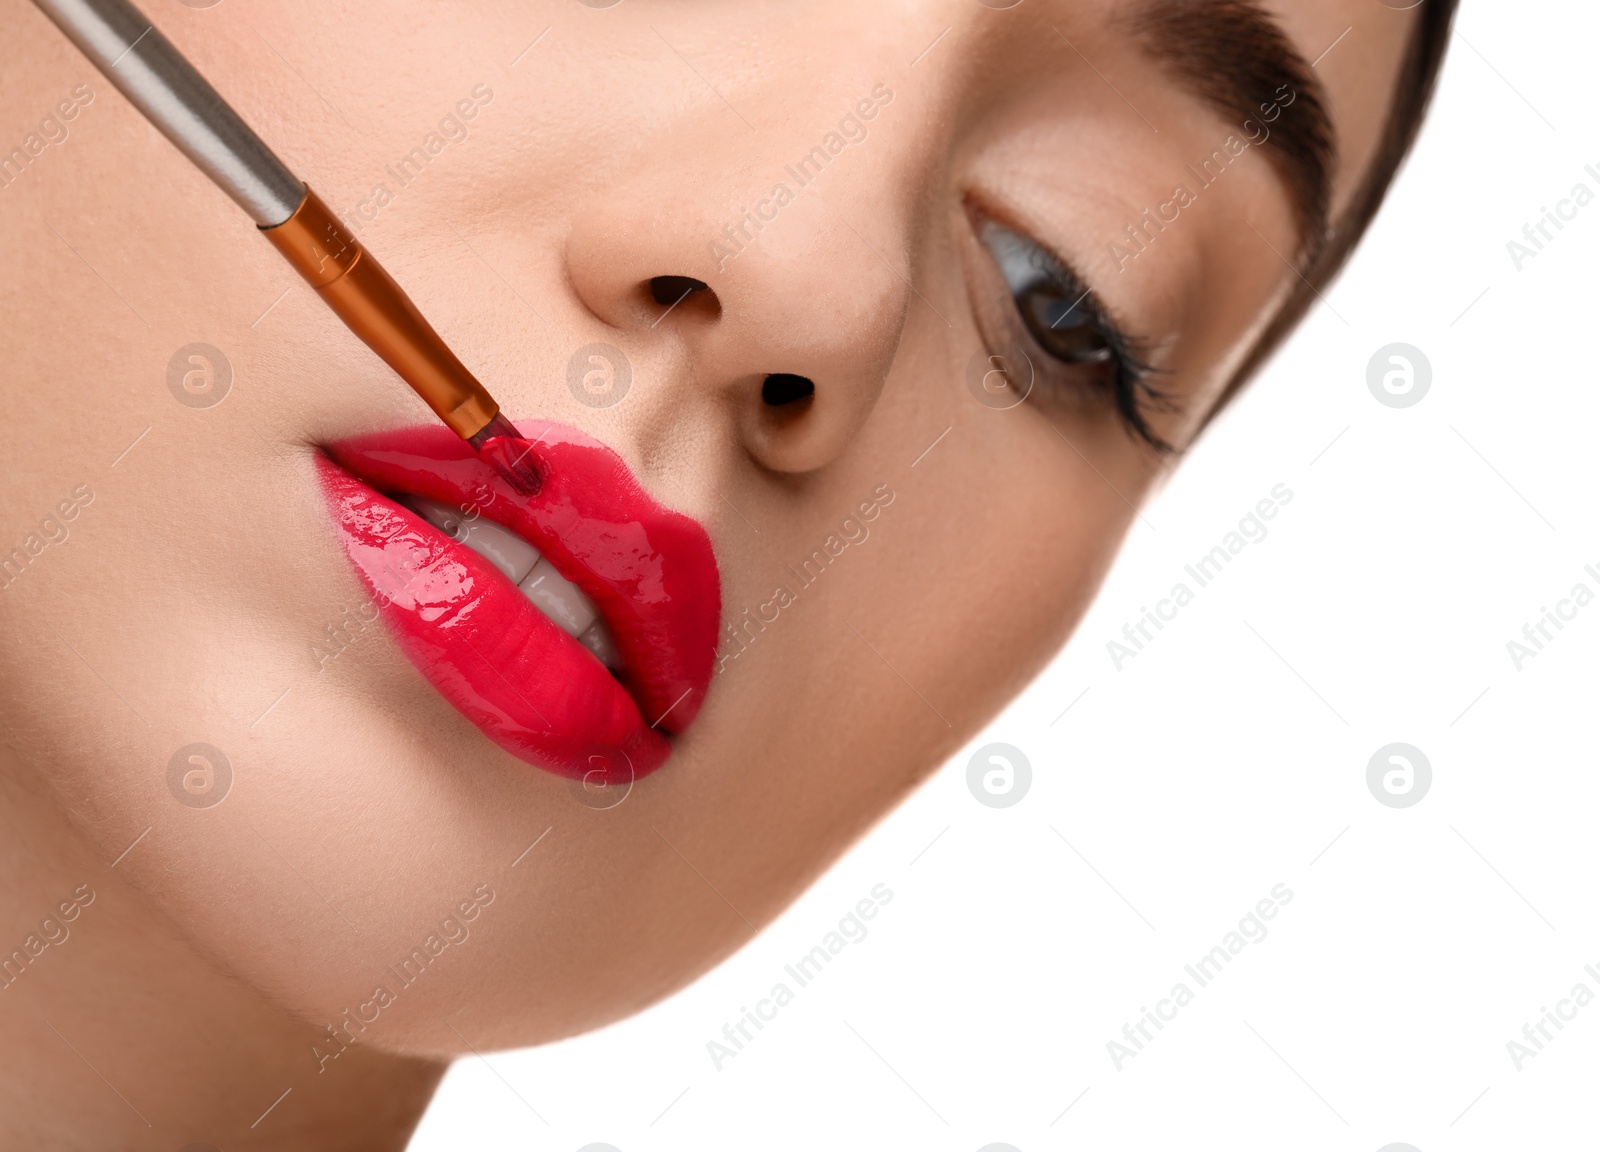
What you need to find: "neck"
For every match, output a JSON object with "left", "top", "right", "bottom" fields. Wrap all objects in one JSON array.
[{"left": 0, "top": 751, "right": 444, "bottom": 1149}]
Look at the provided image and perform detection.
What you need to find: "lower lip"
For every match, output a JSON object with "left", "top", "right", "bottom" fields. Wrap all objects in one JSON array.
[{"left": 315, "top": 424, "right": 719, "bottom": 782}]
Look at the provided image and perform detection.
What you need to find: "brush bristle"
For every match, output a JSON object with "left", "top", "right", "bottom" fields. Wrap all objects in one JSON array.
[
  {"left": 477, "top": 434, "right": 543, "bottom": 495},
  {"left": 467, "top": 414, "right": 542, "bottom": 494}
]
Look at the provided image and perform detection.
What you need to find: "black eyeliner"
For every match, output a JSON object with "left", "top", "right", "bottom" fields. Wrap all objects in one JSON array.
[
  {"left": 1017, "top": 234, "right": 1174, "bottom": 452},
  {"left": 977, "top": 216, "right": 1174, "bottom": 451}
]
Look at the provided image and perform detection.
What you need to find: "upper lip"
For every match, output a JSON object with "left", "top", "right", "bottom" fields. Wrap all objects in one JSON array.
[{"left": 318, "top": 419, "right": 721, "bottom": 779}]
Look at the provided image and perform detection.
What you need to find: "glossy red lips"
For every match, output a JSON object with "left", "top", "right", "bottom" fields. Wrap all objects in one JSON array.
[{"left": 318, "top": 421, "right": 720, "bottom": 781}]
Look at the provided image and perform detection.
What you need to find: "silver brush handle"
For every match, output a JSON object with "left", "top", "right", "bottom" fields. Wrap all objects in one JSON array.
[{"left": 32, "top": 0, "right": 304, "bottom": 225}]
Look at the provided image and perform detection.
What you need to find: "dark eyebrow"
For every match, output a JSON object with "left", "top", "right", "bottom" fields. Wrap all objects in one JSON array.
[{"left": 1126, "top": 0, "right": 1336, "bottom": 261}]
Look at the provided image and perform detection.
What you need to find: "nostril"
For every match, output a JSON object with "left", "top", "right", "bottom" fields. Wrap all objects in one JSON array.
[
  {"left": 761, "top": 373, "right": 815, "bottom": 407},
  {"left": 648, "top": 275, "right": 709, "bottom": 306}
]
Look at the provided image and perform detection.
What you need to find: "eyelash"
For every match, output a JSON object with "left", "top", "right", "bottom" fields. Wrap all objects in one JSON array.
[{"left": 979, "top": 219, "right": 1173, "bottom": 452}]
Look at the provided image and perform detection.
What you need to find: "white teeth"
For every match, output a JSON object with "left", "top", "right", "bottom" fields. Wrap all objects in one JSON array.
[
  {"left": 408, "top": 494, "right": 465, "bottom": 538},
  {"left": 460, "top": 517, "right": 541, "bottom": 585},
  {"left": 407, "top": 496, "right": 542, "bottom": 584},
  {"left": 403, "top": 494, "right": 620, "bottom": 665},
  {"left": 577, "top": 618, "right": 623, "bottom": 669},
  {"left": 518, "top": 558, "right": 599, "bottom": 639}
]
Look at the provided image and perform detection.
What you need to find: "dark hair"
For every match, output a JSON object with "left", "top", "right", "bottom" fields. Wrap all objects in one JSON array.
[{"left": 1208, "top": 0, "right": 1460, "bottom": 426}]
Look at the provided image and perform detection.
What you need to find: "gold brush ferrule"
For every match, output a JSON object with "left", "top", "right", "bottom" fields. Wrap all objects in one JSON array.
[{"left": 261, "top": 187, "right": 500, "bottom": 441}]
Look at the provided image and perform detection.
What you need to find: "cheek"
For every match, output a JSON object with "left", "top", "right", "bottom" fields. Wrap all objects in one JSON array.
[
  {"left": 0, "top": 0, "right": 1185, "bottom": 1060},
  {"left": 691, "top": 356, "right": 1154, "bottom": 888},
  {"left": 894, "top": 415, "right": 1149, "bottom": 715}
]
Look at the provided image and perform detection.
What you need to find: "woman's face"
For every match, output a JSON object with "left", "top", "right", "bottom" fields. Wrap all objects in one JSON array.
[{"left": 3, "top": 0, "right": 1414, "bottom": 1054}]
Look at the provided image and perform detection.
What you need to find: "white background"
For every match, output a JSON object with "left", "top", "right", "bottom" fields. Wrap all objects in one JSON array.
[{"left": 412, "top": 4, "right": 1600, "bottom": 1148}]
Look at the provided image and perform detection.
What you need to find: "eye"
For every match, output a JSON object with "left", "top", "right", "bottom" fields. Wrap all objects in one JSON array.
[
  {"left": 976, "top": 217, "right": 1170, "bottom": 450},
  {"left": 983, "top": 221, "right": 1115, "bottom": 369}
]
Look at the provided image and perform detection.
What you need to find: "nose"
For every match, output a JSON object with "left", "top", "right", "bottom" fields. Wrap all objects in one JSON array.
[{"left": 563, "top": 153, "right": 910, "bottom": 475}]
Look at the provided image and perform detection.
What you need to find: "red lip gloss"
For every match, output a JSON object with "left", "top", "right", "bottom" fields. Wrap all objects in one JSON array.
[{"left": 321, "top": 421, "right": 721, "bottom": 781}]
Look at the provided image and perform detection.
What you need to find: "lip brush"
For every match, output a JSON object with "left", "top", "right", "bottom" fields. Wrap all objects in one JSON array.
[{"left": 32, "top": 0, "right": 543, "bottom": 494}]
